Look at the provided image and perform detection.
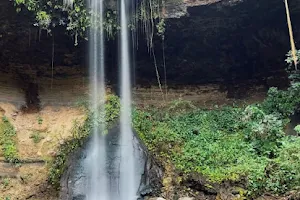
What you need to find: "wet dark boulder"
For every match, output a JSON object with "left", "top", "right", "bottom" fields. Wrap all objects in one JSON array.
[{"left": 60, "top": 125, "right": 163, "bottom": 200}]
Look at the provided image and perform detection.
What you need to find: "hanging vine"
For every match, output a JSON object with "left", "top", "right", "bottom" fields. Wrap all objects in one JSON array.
[
  {"left": 284, "top": 0, "right": 298, "bottom": 70},
  {"left": 13, "top": 0, "right": 170, "bottom": 94}
]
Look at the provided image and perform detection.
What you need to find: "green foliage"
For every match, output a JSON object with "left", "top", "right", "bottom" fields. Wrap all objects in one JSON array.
[
  {"left": 242, "top": 105, "right": 285, "bottom": 157},
  {"left": 248, "top": 137, "right": 300, "bottom": 196},
  {"left": 294, "top": 125, "right": 300, "bottom": 134},
  {"left": 134, "top": 104, "right": 263, "bottom": 183},
  {"left": 48, "top": 128, "right": 85, "bottom": 188},
  {"left": 48, "top": 94, "right": 120, "bottom": 188},
  {"left": 1, "top": 178, "right": 10, "bottom": 188},
  {"left": 285, "top": 49, "right": 300, "bottom": 66},
  {"left": 286, "top": 49, "right": 300, "bottom": 84},
  {"left": 14, "top": 0, "right": 89, "bottom": 40},
  {"left": 134, "top": 93, "right": 300, "bottom": 197},
  {"left": 167, "top": 99, "right": 196, "bottom": 116},
  {"left": 37, "top": 116, "right": 43, "bottom": 125},
  {"left": 0, "top": 117, "right": 19, "bottom": 163},
  {"left": 105, "top": 94, "right": 121, "bottom": 123},
  {"left": 2, "top": 141, "right": 19, "bottom": 163},
  {"left": 261, "top": 84, "right": 300, "bottom": 118},
  {"left": 30, "top": 131, "right": 45, "bottom": 143},
  {"left": 13, "top": 0, "right": 167, "bottom": 43}
]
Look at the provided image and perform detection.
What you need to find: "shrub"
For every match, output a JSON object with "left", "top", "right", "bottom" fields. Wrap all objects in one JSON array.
[
  {"left": 262, "top": 84, "right": 300, "bottom": 118},
  {"left": 294, "top": 125, "right": 300, "bottom": 134},
  {"left": 2, "top": 141, "right": 18, "bottom": 163},
  {"left": 134, "top": 94, "right": 300, "bottom": 197},
  {"left": 0, "top": 117, "right": 19, "bottom": 163},
  {"left": 242, "top": 105, "right": 285, "bottom": 157},
  {"left": 37, "top": 116, "right": 43, "bottom": 125},
  {"left": 167, "top": 99, "right": 196, "bottom": 116},
  {"left": 30, "top": 131, "right": 44, "bottom": 143},
  {"left": 248, "top": 137, "right": 300, "bottom": 196},
  {"left": 48, "top": 94, "right": 120, "bottom": 188}
]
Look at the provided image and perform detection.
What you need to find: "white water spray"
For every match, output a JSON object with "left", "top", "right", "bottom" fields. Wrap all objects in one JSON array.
[
  {"left": 119, "top": 0, "right": 137, "bottom": 199},
  {"left": 63, "top": 0, "right": 73, "bottom": 8},
  {"left": 85, "top": 0, "right": 108, "bottom": 199}
]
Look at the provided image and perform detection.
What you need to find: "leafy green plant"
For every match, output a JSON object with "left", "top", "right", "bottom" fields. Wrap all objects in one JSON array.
[
  {"left": 2, "top": 141, "right": 19, "bottom": 163},
  {"left": 167, "top": 99, "right": 196, "bottom": 115},
  {"left": 134, "top": 91, "right": 300, "bottom": 197},
  {"left": 242, "top": 105, "right": 285, "bottom": 157},
  {"left": 48, "top": 94, "right": 120, "bottom": 188},
  {"left": 286, "top": 50, "right": 300, "bottom": 83},
  {"left": 0, "top": 117, "right": 19, "bottom": 163},
  {"left": 13, "top": 0, "right": 168, "bottom": 44},
  {"left": 1, "top": 178, "right": 10, "bottom": 188},
  {"left": 30, "top": 131, "right": 44, "bottom": 143},
  {"left": 2, "top": 116, "right": 8, "bottom": 123},
  {"left": 294, "top": 125, "right": 300, "bottom": 134},
  {"left": 248, "top": 137, "right": 300, "bottom": 196},
  {"left": 262, "top": 85, "right": 300, "bottom": 118},
  {"left": 37, "top": 116, "right": 43, "bottom": 125}
]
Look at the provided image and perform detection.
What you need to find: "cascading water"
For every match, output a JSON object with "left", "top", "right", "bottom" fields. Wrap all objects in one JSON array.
[
  {"left": 119, "top": 0, "right": 138, "bottom": 199},
  {"left": 63, "top": 0, "right": 73, "bottom": 7},
  {"left": 64, "top": 0, "right": 143, "bottom": 199},
  {"left": 85, "top": 0, "right": 108, "bottom": 199}
]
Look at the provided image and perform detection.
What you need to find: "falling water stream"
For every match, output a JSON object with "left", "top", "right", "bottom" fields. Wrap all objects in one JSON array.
[
  {"left": 75, "top": 0, "right": 138, "bottom": 199},
  {"left": 86, "top": 0, "right": 108, "bottom": 199},
  {"left": 119, "top": 0, "right": 138, "bottom": 199}
]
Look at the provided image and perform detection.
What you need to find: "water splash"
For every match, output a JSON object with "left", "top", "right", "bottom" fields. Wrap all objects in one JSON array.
[
  {"left": 63, "top": 0, "right": 73, "bottom": 8},
  {"left": 119, "top": 0, "right": 138, "bottom": 199},
  {"left": 85, "top": 0, "right": 108, "bottom": 199}
]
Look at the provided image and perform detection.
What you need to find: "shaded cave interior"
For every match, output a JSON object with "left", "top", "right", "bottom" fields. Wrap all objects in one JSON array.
[{"left": 0, "top": 0, "right": 299, "bottom": 109}]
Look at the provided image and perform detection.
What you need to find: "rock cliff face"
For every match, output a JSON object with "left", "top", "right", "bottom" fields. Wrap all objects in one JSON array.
[
  {"left": 163, "top": 0, "right": 242, "bottom": 18},
  {"left": 0, "top": 0, "right": 299, "bottom": 87}
]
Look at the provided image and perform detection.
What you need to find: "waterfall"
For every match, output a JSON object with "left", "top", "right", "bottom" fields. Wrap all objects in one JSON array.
[
  {"left": 78, "top": 0, "right": 139, "bottom": 199},
  {"left": 119, "top": 0, "right": 138, "bottom": 199},
  {"left": 85, "top": 0, "right": 108, "bottom": 199}
]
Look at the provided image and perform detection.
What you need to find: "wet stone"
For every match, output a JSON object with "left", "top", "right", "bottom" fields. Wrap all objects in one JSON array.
[{"left": 60, "top": 125, "right": 163, "bottom": 200}]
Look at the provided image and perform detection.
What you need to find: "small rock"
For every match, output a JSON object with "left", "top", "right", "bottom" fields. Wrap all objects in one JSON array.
[
  {"left": 73, "top": 195, "right": 86, "bottom": 200},
  {"left": 179, "top": 198, "right": 195, "bottom": 200},
  {"left": 48, "top": 150, "right": 56, "bottom": 156}
]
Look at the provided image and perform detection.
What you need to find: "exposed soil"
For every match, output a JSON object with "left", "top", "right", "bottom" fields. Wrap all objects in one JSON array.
[{"left": 0, "top": 102, "right": 85, "bottom": 200}]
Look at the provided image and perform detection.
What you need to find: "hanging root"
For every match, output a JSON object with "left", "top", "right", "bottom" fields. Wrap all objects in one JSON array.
[
  {"left": 149, "top": 0, "right": 165, "bottom": 101},
  {"left": 162, "top": 38, "right": 167, "bottom": 100},
  {"left": 51, "top": 34, "right": 55, "bottom": 89},
  {"left": 285, "top": 0, "right": 298, "bottom": 70},
  {"left": 151, "top": 47, "right": 165, "bottom": 102}
]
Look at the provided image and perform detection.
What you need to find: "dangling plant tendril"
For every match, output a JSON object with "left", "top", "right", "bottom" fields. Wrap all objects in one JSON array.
[{"left": 13, "top": 0, "right": 169, "bottom": 96}]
